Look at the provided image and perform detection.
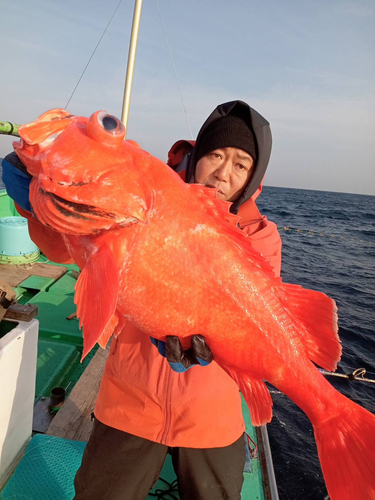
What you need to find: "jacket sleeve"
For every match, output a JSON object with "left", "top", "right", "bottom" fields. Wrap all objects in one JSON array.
[
  {"left": 241, "top": 216, "right": 282, "bottom": 278},
  {"left": 15, "top": 204, "right": 74, "bottom": 264}
]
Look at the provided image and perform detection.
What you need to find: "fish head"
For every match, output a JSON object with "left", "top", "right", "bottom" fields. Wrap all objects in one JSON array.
[{"left": 13, "top": 109, "right": 150, "bottom": 234}]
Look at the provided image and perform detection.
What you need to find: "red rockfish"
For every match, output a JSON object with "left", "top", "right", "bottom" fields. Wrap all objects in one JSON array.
[{"left": 13, "top": 109, "right": 375, "bottom": 500}]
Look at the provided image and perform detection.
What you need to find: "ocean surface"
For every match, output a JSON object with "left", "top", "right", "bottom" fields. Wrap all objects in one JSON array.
[{"left": 256, "top": 186, "right": 375, "bottom": 500}]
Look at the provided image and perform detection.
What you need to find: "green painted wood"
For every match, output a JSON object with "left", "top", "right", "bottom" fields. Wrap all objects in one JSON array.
[
  {"left": 35, "top": 340, "right": 79, "bottom": 403},
  {"left": 27, "top": 291, "right": 83, "bottom": 346},
  {"left": 19, "top": 275, "right": 56, "bottom": 292},
  {"left": 47, "top": 271, "right": 77, "bottom": 295},
  {"left": 241, "top": 396, "right": 266, "bottom": 500}
]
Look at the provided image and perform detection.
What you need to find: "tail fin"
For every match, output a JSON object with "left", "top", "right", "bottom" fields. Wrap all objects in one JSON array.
[{"left": 313, "top": 400, "right": 375, "bottom": 500}]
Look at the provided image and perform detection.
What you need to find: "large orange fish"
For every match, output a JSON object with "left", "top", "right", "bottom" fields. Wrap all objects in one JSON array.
[{"left": 14, "top": 109, "right": 375, "bottom": 500}]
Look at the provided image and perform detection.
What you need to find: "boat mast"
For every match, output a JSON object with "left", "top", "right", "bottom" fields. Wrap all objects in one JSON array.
[{"left": 121, "top": 0, "right": 143, "bottom": 136}]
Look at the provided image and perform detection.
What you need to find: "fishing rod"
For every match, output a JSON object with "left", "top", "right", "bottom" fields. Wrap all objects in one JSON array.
[
  {"left": 270, "top": 368, "right": 375, "bottom": 398},
  {"left": 319, "top": 367, "right": 375, "bottom": 386},
  {"left": 0, "top": 121, "right": 20, "bottom": 137}
]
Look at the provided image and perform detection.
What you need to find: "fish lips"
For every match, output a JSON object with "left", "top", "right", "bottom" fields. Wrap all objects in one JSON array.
[{"left": 30, "top": 183, "right": 137, "bottom": 235}]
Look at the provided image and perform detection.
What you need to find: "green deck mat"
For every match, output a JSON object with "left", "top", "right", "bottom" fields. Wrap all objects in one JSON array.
[
  {"left": 36, "top": 340, "right": 80, "bottom": 403},
  {"left": 19, "top": 275, "right": 57, "bottom": 292},
  {"left": 0, "top": 435, "right": 85, "bottom": 500},
  {"left": 47, "top": 271, "right": 77, "bottom": 295},
  {"left": 28, "top": 290, "right": 83, "bottom": 346},
  {"left": 14, "top": 276, "right": 58, "bottom": 304}
]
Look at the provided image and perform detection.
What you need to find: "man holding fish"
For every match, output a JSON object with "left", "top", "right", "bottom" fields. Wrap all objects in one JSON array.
[{"left": 2, "top": 101, "right": 281, "bottom": 499}]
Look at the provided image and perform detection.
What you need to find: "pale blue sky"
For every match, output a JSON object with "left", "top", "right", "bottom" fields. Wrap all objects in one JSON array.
[{"left": 1, "top": 0, "right": 374, "bottom": 194}]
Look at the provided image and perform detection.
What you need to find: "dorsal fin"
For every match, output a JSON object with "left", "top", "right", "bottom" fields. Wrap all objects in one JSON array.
[
  {"left": 275, "top": 283, "right": 341, "bottom": 371},
  {"left": 188, "top": 184, "right": 278, "bottom": 279}
]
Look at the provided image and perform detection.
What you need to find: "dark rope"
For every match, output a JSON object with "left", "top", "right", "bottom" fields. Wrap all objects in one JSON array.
[{"left": 148, "top": 478, "right": 179, "bottom": 499}]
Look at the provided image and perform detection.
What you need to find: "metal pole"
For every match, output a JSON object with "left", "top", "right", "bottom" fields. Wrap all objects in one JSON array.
[
  {"left": 121, "top": 0, "right": 143, "bottom": 135},
  {"left": 260, "top": 426, "right": 280, "bottom": 500}
]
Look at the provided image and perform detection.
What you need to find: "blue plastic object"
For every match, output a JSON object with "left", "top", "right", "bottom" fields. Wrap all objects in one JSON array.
[
  {"left": 0, "top": 435, "right": 86, "bottom": 500},
  {"left": 1, "top": 158, "right": 32, "bottom": 212},
  {"left": 0, "top": 216, "right": 39, "bottom": 263}
]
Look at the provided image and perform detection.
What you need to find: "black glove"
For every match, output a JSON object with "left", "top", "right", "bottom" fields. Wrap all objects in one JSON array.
[{"left": 150, "top": 335, "right": 214, "bottom": 372}]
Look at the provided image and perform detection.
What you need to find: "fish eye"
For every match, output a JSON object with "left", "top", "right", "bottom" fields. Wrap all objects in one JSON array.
[
  {"left": 103, "top": 116, "right": 118, "bottom": 131},
  {"left": 87, "top": 110, "right": 126, "bottom": 145},
  {"left": 96, "top": 111, "right": 125, "bottom": 134}
]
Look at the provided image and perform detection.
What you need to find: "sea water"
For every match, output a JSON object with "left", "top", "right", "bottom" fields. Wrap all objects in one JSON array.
[{"left": 257, "top": 186, "right": 375, "bottom": 500}]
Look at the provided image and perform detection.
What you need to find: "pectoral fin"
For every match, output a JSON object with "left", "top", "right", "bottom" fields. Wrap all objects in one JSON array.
[{"left": 75, "top": 243, "right": 119, "bottom": 359}]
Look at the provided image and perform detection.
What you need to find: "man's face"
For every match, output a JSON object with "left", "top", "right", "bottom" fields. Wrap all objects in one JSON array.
[{"left": 195, "top": 147, "right": 254, "bottom": 202}]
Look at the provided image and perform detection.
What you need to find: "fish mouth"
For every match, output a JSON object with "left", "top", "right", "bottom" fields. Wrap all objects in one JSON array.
[
  {"left": 30, "top": 185, "right": 137, "bottom": 235},
  {"left": 40, "top": 188, "right": 116, "bottom": 221}
]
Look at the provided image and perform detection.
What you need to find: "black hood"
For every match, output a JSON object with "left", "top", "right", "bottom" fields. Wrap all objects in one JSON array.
[{"left": 176, "top": 100, "right": 272, "bottom": 214}]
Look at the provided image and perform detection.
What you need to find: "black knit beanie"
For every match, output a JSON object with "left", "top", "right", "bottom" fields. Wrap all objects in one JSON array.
[{"left": 195, "top": 115, "right": 257, "bottom": 163}]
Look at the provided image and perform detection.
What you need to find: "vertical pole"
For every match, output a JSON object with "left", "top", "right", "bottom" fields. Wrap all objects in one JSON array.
[{"left": 121, "top": 0, "right": 143, "bottom": 136}]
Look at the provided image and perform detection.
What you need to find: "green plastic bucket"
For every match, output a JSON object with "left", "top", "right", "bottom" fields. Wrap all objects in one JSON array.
[{"left": 0, "top": 216, "right": 40, "bottom": 264}]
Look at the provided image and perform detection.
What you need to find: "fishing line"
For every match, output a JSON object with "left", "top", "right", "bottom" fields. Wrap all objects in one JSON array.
[
  {"left": 154, "top": 0, "right": 194, "bottom": 140},
  {"left": 279, "top": 226, "right": 374, "bottom": 246},
  {"left": 65, "top": 0, "right": 124, "bottom": 110}
]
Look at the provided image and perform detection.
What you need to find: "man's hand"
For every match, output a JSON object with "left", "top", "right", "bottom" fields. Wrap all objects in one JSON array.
[
  {"left": 151, "top": 335, "right": 213, "bottom": 373},
  {"left": 2, "top": 153, "right": 32, "bottom": 212}
]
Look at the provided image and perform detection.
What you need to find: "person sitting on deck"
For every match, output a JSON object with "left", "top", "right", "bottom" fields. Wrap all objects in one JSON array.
[{"left": 2, "top": 100, "right": 282, "bottom": 500}]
